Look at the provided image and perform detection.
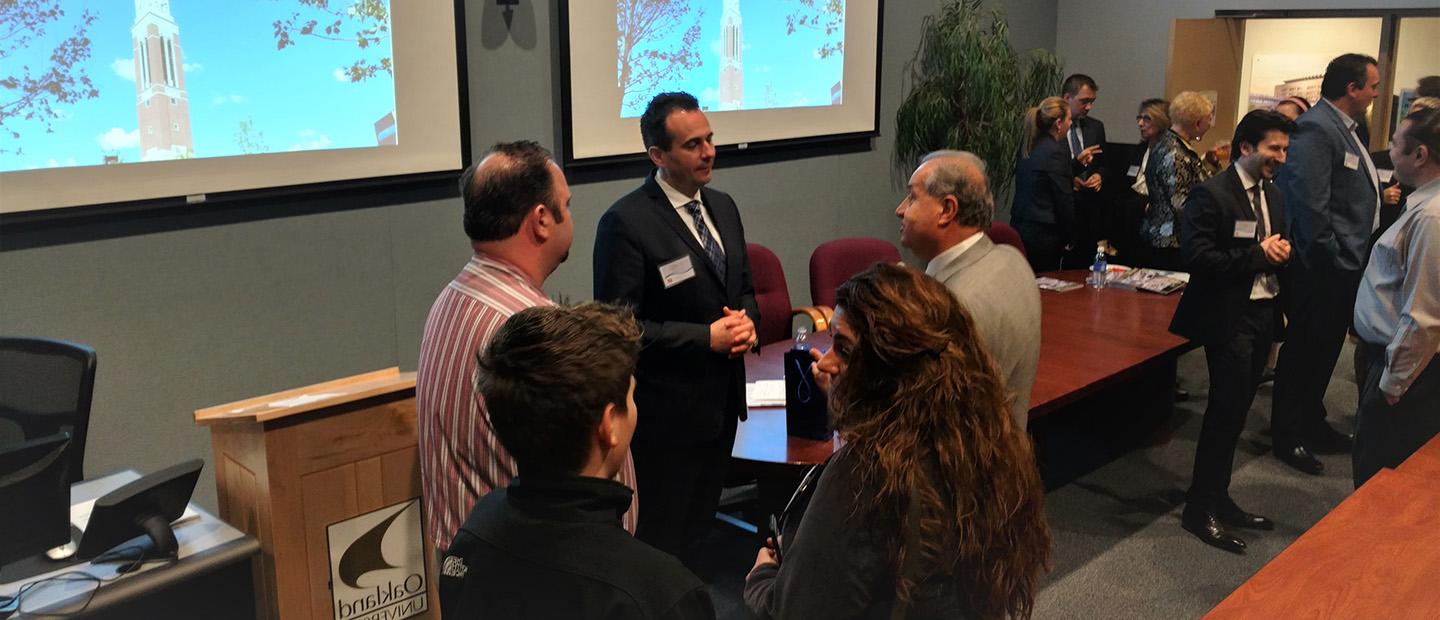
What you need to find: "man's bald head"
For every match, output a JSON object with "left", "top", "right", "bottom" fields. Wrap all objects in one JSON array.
[
  {"left": 917, "top": 150, "right": 994, "bottom": 229},
  {"left": 460, "top": 141, "right": 562, "bottom": 242}
]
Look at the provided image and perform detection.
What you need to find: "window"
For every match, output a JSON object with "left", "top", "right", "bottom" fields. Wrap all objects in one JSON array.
[{"left": 172, "top": 122, "right": 180, "bottom": 131}]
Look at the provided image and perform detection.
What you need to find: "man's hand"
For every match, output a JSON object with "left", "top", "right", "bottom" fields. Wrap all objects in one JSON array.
[
  {"left": 1384, "top": 391, "right": 1401, "bottom": 406},
  {"left": 808, "top": 348, "right": 834, "bottom": 394},
  {"left": 1260, "top": 234, "right": 1291, "bottom": 265},
  {"left": 1081, "top": 174, "right": 1103, "bottom": 192},
  {"left": 709, "top": 313, "right": 745, "bottom": 354},
  {"left": 722, "top": 306, "right": 756, "bottom": 358},
  {"left": 1383, "top": 184, "right": 1402, "bottom": 206},
  {"left": 1077, "top": 144, "right": 1103, "bottom": 167}
]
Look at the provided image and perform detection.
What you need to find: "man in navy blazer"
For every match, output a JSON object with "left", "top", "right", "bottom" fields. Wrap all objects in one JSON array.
[
  {"left": 1171, "top": 110, "right": 1295, "bottom": 554},
  {"left": 1272, "top": 53, "right": 1382, "bottom": 475},
  {"left": 1063, "top": 74, "right": 1108, "bottom": 265},
  {"left": 594, "top": 92, "right": 760, "bottom": 560}
]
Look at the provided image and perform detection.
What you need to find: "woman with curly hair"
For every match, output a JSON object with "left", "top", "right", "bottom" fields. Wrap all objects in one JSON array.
[{"left": 743, "top": 263, "right": 1052, "bottom": 619}]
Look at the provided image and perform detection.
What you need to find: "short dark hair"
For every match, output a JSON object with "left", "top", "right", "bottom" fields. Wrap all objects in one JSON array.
[
  {"left": 459, "top": 141, "right": 560, "bottom": 242},
  {"left": 640, "top": 92, "right": 700, "bottom": 151},
  {"left": 1230, "top": 109, "right": 1296, "bottom": 161},
  {"left": 479, "top": 303, "right": 642, "bottom": 475},
  {"left": 1062, "top": 74, "right": 1097, "bottom": 97},
  {"left": 1417, "top": 75, "right": 1440, "bottom": 99},
  {"left": 1399, "top": 108, "right": 1440, "bottom": 159},
  {"left": 1320, "top": 53, "right": 1377, "bottom": 101}
]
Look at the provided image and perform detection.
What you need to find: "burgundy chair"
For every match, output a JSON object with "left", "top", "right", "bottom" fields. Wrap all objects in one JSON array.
[
  {"left": 987, "top": 221, "right": 1027, "bottom": 258},
  {"left": 747, "top": 243, "right": 828, "bottom": 346},
  {"left": 808, "top": 237, "right": 902, "bottom": 309}
]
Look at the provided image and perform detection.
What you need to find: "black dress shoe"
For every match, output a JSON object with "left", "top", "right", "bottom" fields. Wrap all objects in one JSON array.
[
  {"left": 1275, "top": 443, "right": 1325, "bottom": 475},
  {"left": 1217, "top": 501, "right": 1275, "bottom": 531},
  {"left": 1181, "top": 507, "right": 1246, "bottom": 554},
  {"left": 1305, "top": 423, "right": 1355, "bottom": 454}
]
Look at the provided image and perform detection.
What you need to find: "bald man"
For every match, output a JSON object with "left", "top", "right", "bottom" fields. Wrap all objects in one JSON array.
[{"left": 895, "top": 150, "right": 1041, "bottom": 429}]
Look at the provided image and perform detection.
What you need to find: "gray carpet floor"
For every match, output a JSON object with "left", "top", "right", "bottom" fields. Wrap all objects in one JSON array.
[
  {"left": 1034, "top": 342, "right": 1360, "bottom": 619},
  {"left": 702, "top": 343, "right": 1363, "bottom": 619}
]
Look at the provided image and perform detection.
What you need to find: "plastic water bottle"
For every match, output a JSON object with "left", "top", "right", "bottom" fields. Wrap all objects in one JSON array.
[{"left": 1089, "top": 244, "right": 1108, "bottom": 289}]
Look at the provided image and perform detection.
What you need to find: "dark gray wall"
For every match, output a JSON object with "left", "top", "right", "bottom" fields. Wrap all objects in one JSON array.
[{"left": 0, "top": 0, "right": 1055, "bottom": 510}]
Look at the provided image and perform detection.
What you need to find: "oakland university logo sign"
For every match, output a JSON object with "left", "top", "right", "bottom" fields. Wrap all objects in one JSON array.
[{"left": 326, "top": 499, "right": 429, "bottom": 620}]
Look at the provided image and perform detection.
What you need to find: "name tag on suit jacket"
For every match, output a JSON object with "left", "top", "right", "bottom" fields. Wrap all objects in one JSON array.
[
  {"left": 1234, "top": 220, "right": 1257, "bottom": 239},
  {"left": 659, "top": 255, "right": 696, "bottom": 289}
]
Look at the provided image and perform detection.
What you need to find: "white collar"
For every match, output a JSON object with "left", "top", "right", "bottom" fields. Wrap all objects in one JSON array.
[
  {"left": 925, "top": 231, "right": 985, "bottom": 277},
  {"left": 656, "top": 173, "right": 702, "bottom": 210},
  {"left": 1235, "top": 163, "right": 1261, "bottom": 192},
  {"left": 1321, "top": 98, "right": 1358, "bottom": 132},
  {"left": 1408, "top": 177, "right": 1440, "bottom": 211}
]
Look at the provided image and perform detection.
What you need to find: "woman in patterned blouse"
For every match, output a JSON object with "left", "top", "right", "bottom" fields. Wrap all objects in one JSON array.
[{"left": 1140, "top": 91, "right": 1218, "bottom": 270}]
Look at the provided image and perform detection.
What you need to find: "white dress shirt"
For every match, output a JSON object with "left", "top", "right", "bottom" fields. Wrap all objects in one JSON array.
[
  {"left": 1235, "top": 165, "right": 1278, "bottom": 301},
  {"left": 924, "top": 231, "right": 985, "bottom": 277},
  {"left": 656, "top": 174, "right": 725, "bottom": 253}
]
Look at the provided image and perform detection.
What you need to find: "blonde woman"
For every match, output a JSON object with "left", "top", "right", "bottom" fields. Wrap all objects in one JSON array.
[
  {"left": 1140, "top": 91, "right": 1217, "bottom": 270},
  {"left": 1010, "top": 96, "right": 1076, "bottom": 273}
]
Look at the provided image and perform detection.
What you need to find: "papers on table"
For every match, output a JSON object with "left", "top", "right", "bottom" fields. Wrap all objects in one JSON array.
[{"left": 746, "top": 380, "right": 786, "bottom": 407}]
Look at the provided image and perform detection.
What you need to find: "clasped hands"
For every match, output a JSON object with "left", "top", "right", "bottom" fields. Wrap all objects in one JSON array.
[
  {"left": 1260, "top": 234, "right": 1291, "bottom": 265},
  {"left": 709, "top": 307, "right": 757, "bottom": 358}
]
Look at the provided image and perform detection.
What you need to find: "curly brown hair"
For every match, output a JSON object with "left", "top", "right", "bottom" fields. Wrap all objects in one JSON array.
[{"left": 829, "top": 263, "right": 1052, "bottom": 619}]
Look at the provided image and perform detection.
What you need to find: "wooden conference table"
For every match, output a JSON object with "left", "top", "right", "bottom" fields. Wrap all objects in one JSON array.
[
  {"left": 732, "top": 269, "right": 1190, "bottom": 467},
  {"left": 1205, "top": 433, "right": 1440, "bottom": 618}
]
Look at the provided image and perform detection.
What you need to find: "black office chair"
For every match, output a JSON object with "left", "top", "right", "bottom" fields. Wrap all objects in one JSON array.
[{"left": 0, "top": 337, "right": 97, "bottom": 484}]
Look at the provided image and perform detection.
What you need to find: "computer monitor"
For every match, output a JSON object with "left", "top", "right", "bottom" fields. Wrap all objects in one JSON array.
[
  {"left": 0, "top": 432, "right": 73, "bottom": 567},
  {"left": 77, "top": 459, "right": 203, "bottom": 561}
]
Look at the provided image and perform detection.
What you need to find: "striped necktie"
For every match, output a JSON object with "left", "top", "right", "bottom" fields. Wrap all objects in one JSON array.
[{"left": 684, "top": 200, "right": 726, "bottom": 281}]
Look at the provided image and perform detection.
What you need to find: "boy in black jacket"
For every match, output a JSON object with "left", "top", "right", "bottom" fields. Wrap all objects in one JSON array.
[{"left": 439, "top": 303, "right": 714, "bottom": 619}]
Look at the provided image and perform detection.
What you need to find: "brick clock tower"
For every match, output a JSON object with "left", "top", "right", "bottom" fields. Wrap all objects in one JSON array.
[
  {"left": 132, "top": 0, "right": 193, "bottom": 161},
  {"left": 718, "top": 0, "right": 743, "bottom": 111}
]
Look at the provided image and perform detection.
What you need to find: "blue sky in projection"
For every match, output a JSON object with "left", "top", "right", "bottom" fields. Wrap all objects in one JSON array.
[
  {"left": 619, "top": 0, "right": 845, "bottom": 118},
  {"left": 2, "top": 2, "right": 396, "bottom": 172}
]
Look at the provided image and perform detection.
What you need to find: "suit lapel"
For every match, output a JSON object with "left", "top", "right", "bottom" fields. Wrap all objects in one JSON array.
[
  {"left": 1220, "top": 167, "right": 1253, "bottom": 219},
  {"left": 644, "top": 175, "right": 726, "bottom": 286}
]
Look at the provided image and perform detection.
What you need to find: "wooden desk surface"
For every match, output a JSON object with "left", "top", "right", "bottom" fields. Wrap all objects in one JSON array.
[
  {"left": 733, "top": 270, "right": 1188, "bottom": 465},
  {"left": 1204, "top": 468, "right": 1440, "bottom": 619},
  {"left": 1397, "top": 433, "right": 1440, "bottom": 478}
]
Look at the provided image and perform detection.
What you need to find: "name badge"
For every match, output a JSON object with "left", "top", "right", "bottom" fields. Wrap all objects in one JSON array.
[
  {"left": 658, "top": 255, "right": 696, "bottom": 289},
  {"left": 1344, "top": 152, "right": 1360, "bottom": 170},
  {"left": 1378, "top": 168, "right": 1395, "bottom": 183},
  {"left": 1234, "top": 220, "right": 1257, "bottom": 239},
  {"left": 1126, "top": 164, "right": 1140, "bottom": 177}
]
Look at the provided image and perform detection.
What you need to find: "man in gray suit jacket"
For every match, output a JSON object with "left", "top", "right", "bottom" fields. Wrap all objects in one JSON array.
[
  {"left": 897, "top": 150, "right": 1041, "bottom": 429},
  {"left": 1272, "top": 53, "right": 1382, "bottom": 475}
]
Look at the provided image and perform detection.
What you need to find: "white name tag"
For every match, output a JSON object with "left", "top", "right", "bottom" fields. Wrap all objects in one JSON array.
[
  {"left": 1234, "top": 220, "right": 1257, "bottom": 239},
  {"left": 658, "top": 255, "right": 696, "bottom": 289},
  {"left": 1344, "top": 152, "right": 1360, "bottom": 170},
  {"left": 1378, "top": 168, "right": 1395, "bottom": 183},
  {"left": 1126, "top": 164, "right": 1140, "bottom": 177}
]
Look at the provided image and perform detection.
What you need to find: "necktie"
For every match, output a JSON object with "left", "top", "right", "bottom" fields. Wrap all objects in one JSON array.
[
  {"left": 1249, "top": 184, "right": 1267, "bottom": 239},
  {"left": 1251, "top": 183, "right": 1278, "bottom": 296},
  {"left": 684, "top": 200, "right": 726, "bottom": 281},
  {"left": 1069, "top": 126, "right": 1083, "bottom": 160}
]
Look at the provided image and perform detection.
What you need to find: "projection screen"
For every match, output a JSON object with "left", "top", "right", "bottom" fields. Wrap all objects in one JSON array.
[
  {"left": 0, "top": 0, "right": 464, "bottom": 215},
  {"left": 561, "top": 0, "right": 881, "bottom": 164}
]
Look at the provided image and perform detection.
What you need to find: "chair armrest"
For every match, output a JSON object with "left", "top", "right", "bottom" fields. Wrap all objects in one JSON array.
[{"left": 792, "top": 306, "right": 831, "bottom": 332}]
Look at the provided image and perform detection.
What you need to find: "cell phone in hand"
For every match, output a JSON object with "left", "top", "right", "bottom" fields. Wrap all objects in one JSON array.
[{"left": 767, "top": 514, "right": 783, "bottom": 564}]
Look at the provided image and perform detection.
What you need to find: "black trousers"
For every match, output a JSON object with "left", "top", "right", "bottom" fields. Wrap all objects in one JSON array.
[
  {"left": 1353, "top": 341, "right": 1440, "bottom": 487},
  {"left": 1189, "top": 299, "right": 1275, "bottom": 507},
  {"left": 1015, "top": 222, "right": 1067, "bottom": 274},
  {"left": 1272, "top": 265, "right": 1362, "bottom": 445},
  {"left": 631, "top": 414, "right": 738, "bottom": 561}
]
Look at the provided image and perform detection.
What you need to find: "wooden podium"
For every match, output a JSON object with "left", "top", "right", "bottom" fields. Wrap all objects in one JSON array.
[{"left": 194, "top": 368, "right": 438, "bottom": 620}]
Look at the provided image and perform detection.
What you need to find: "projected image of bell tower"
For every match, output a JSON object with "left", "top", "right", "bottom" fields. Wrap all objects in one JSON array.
[
  {"left": 718, "top": 0, "right": 743, "bottom": 111},
  {"left": 132, "top": 0, "right": 193, "bottom": 161}
]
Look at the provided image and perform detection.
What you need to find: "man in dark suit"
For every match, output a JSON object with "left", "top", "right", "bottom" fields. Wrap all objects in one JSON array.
[
  {"left": 1171, "top": 110, "right": 1295, "bottom": 554},
  {"left": 1272, "top": 54, "right": 1382, "bottom": 475},
  {"left": 1063, "top": 74, "right": 1107, "bottom": 266},
  {"left": 593, "top": 91, "right": 760, "bottom": 560}
]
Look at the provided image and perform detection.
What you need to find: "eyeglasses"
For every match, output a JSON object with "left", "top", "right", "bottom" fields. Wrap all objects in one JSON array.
[{"left": 1136, "top": 114, "right": 1154, "bottom": 121}]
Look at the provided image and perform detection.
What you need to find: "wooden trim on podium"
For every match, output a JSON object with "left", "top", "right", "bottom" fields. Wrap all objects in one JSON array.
[{"left": 195, "top": 368, "right": 437, "bottom": 620}]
